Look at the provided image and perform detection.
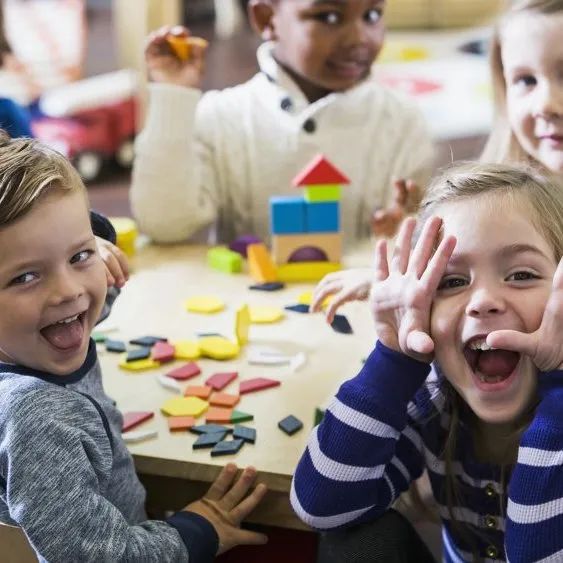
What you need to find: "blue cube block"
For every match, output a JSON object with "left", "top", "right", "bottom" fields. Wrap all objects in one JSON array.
[
  {"left": 305, "top": 201, "right": 339, "bottom": 233},
  {"left": 270, "top": 196, "right": 306, "bottom": 234}
]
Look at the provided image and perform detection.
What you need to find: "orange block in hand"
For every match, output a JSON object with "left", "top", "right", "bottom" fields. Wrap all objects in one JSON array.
[{"left": 166, "top": 35, "right": 209, "bottom": 61}]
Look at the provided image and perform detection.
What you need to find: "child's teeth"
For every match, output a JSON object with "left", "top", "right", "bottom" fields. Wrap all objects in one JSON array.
[{"left": 57, "top": 314, "right": 79, "bottom": 325}]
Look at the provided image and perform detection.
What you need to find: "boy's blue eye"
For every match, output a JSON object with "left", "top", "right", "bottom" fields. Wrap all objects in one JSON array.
[
  {"left": 438, "top": 277, "right": 467, "bottom": 291},
  {"left": 365, "top": 8, "right": 382, "bottom": 23},
  {"left": 70, "top": 249, "right": 94, "bottom": 264},
  {"left": 9, "top": 272, "right": 37, "bottom": 286}
]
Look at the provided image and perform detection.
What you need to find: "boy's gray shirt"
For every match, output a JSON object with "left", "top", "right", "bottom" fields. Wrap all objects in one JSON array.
[{"left": 0, "top": 341, "right": 218, "bottom": 562}]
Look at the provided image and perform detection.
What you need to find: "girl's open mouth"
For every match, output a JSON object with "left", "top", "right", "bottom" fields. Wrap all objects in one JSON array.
[{"left": 40, "top": 312, "right": 87, "bottom": 351}]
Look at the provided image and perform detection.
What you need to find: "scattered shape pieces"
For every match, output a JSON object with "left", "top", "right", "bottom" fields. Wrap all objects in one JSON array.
[
  {"left": 193, "top": 431, "right": 228, "bottom": 449},
  {"left": 331, "top": 314, "right": 353, "bottom": 335},
  {"left": 190, "top": 424, "right": 233, "bottom": 435},
  {"left": 184, "top": 385, "right": 213, "bottom": 399},
  {"left": 198, "top": 336, "right": 240, "bottom": 360},
  {"left": 229, "top": 234, "right": 261, "bottom": 257},
  {"left": 290, "top": 352, "right": 307, "bottom": 373},
  {"left": 119, "top": 356, "right": 160, "bottom": 371},
  {"left": 206, "top": 371, "right": 238, "bottom": 391},
  {"left": 206, "top": 407, "right": 234, "bottom": 424},
  {"left": 122, "top": 411, "right": 154, "bottom": 432},
  {"left": 211, "top": 438, "right": 244, "bottom": 457},
  {"left": 210, "top": 392, "right": 240, "bottom": 408},
  {"left": 166, "top": 362, "right": 201, "bottom": 381},
  {"left": 278, "top": 415, "right": 303, "bottom": 436},
  {"left": 247, "top": 347, "right": 291, "bottom": 366},
  {"left": 174, "top": 340, "right": 201, "bottom": 360},
  {"left": 151, "top": 341, "right": 175, "bottom": 363},
  {"left": 123, "top": 429, "right": 158, "bottom": 443},
  {"left": 157, "top": 374, "right": 183, "bottom": 394},
  {"left": 249, "top": 282, "right": 285, "bottom": 292},
  {"left": 231, "top": 410, "right": 254, "bottom": 424},
  {"left": 314, "top": 407, "right": 326, "bottom": 426},
  {"left": 105, "top": 339, "right": 126, "bottom": 353},
  {"left": 233, "top": 425, "right": 256, "bottom": 444},
  {"left": 126, "top": 347, "right": 151, "bottom": 362},
  {"left": 185, "top": 296, "right": 225, "bottom": 314},
  {"left": 285, "top": 304, "right": 310, "bottom": 314},
  {"left": 168, "top": 416, "right": 196, "bottom": 432},
  {"left": 247, "top": 243, "right": 278, "bottom": 283},
  {"left": 235, "top": 304, "right": 251, "bottom": 347},
  {"left": 207, "top": 246, "right": 243, "bottom": 274},
  {"left": 129, "top": 336, "right": 167, "bottom": 347},
  {"left": 161, "top": 397, "right": 209, "bottom": 417},
  {"left": 92, "top": 332, "right": 106, "bottom": 343},
  {"left": 249, "top": 306, "right": 285, "bottom": 324},
  {"left": 239, "top": 377, "right": 281, "bottom": 395}
]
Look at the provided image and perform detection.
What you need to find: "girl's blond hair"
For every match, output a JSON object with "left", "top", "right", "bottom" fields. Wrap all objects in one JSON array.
[
  {"left": 0, "top": 130, "right": 85, "bottom": 227},
  {"left": 481, "top": 0, "right": 563, "bottom": 168}
]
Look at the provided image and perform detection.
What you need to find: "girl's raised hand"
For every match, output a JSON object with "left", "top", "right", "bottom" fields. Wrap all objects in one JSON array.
[
  {"left": 488, "top": 259, "right": 563, "bottom": 372},
  {"left": 145, "top": 26, "right": 208, "bottom": 88},
  {"left": 371, "top": 179, "right": 420, "bottom": 238},
  {"left": 371, "top": 216, "right": 456, "bottom": 363}
]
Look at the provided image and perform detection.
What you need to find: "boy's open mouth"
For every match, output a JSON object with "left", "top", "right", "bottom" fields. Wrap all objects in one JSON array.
[
  {"left": 463, "top": 336, "right": 520, "bottom": 387},
  {"left": 40, "top": 312, "right": 86, "bottom": 351}
]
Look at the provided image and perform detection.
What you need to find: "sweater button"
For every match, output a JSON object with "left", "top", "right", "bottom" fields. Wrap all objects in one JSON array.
[
  {"left": 486, "top": 545, "right": 499, "bottom": 558},
  {"left": 484, "top": 515, "right": 497, "bottom": 529},
  {"left": 280, "top": 97, "right": 292, "bottom": 111},
  {"left": 303, "top": 118, "right": 316, "bottom": 133},
  {"left": 484, "top": 483, "right": 496, "bottom": 497}
]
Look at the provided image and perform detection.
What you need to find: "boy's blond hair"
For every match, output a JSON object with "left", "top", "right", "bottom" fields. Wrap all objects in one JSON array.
[
  {"left": 0, "top": 130, "right": 85, "bottom": 227},
  {"left": 481, "top": 0, "right": 563, "bottom": 168}
]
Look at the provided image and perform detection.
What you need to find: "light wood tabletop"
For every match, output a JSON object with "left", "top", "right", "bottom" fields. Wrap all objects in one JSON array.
[{"left": 99, "top": 243, "right": 376, "bottom": 529}]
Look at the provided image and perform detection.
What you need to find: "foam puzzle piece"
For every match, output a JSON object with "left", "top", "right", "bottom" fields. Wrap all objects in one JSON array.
[
  {"left": 185, "top": 296, "right": 225, "bottom": 314},
  {"left": 184, "top": 385, "right": 213, "bottom": 399},
  {"left": 230, "top": 410, "right": 254, "bottom": 423},
  {"left": 210, "top": 392, "right": 240, "bottom": 408},
  {"left": 272, "top": 232, "right": 342, "bottom": 265},
  {"left": 276, "top": 262, "right": 340, "bottom": 283},
  {"left": 229, "top": 235, "right": 261, "bottom": 257},
  {"left": 151, "top": 341, "right": 175, "bottom": 363},
  {"left": 168, "top": 416, "right": 196, "bottom": 432},
  {"left": 211, "top": 438, "right": 244, "bottom": 457},
  {"left": 119, "top": 356, "right": 160, "bottom": 371},
  {"left": 233, "top": 425, "right": 256, "bottom": 444},
  {"left": 157, "top": 374, "right": 183, "bottom": 394},
  {"left": 249, "top": 306, "right": 285, "bottom": 324},
  {"left": 123, "top": 429, "right": 158, "bottom": 443},
  {"left": 205, "top": 407, "right": 234, "bottom": 423},
  {"left": 105, "top": 339, "right": 126, "bottom": 353},
  {"left": 305, "top": 201, "right": 339, "bottom": 233},
  {"left": 285, "top": 304, "right": 310, "bottom": 314},
  {"left": 235, "top": 304, "right": 250, "bottom": 347},
  {"left": 247, "top": 243, "right": 278, "bottom": 283},
  {"left": 249, "top": 282, "right": 285, "bottom": 291},
  {"left": 239, "top": 377, "right": 281, "bottom": 395},
  {"left": 198, "top": 337, "right": 240, "bottom": 360},
  {"left": 193, "top": 431, "right": 228, "bottom": 449},
  {"left": 331, "top": 314, "right": 353, "bottom": 334},
  {"left": 303, "top": 184, "right": 342, "bottom": 203},
  {"left": 292, "top": 154, "right": 350, "bottom": 187},
  {"left": 126, "top": 347, "right": 151, "bottom": 362},
  {"left": 174, "top": 340, "right": 201, "bottom": 360},
  {"left": 166, "top": 362, "right": 201, "bottom": 381},
  {"left": 270, "top": 196, "right": 306, "bottom": 234},
  {"left": 190, "top": 424, "right": 233, "bottom": 435},
  {"left": 161, "top": 397, "right": 208, "bottom": 418},
  {"left": 205, "top": 371, "right": 238, "bottom": 391},
  {"left": 122, "top": 411, "right": 154, "bottom": 432},
  {"left": 207, "top": 246, "right": 243, "bottom": 274},
  {"left": 278, "top": 415, "right": 303, "bottom": 435},
  {"left": 129, "top": 336, "right": 167, "bottom": 347}
]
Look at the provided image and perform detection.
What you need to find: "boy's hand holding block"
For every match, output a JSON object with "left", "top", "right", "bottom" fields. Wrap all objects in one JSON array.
[{"left": 166, "top": 33, "right": 209, "bottom": 61}]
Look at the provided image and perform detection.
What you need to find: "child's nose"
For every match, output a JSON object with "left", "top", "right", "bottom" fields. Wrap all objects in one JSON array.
[
  {"left": 48, "top": 270, "right": 83, "bottom": 305},
  {"left": 534, "top": 80, "right": 563, "bottom": 118},
  {"left": 343, "top": 19, "right": 370, "bottom": 47},
  {"left": 465, "top": 287, "right": 505, "bottom": 317}
]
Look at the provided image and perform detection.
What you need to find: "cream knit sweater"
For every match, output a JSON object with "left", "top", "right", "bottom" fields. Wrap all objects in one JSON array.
[{"left": 131, "top": 42, "right": 434, "bottom": 246}]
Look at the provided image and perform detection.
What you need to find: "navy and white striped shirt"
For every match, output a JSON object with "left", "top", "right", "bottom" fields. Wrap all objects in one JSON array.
[{"left": 291, "top": 341, "right": 563, "bottom": 562}]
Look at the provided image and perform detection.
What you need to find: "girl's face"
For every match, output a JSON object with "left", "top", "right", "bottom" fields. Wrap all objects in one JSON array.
[
  {"left": 501, "top": 12, "right": 563, "bottom": 174},
  {"left": 431, "top": 195, "right": 557, "bottom": 425}
]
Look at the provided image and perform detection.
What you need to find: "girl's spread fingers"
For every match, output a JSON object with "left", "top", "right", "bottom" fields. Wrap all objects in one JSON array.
[
  {"left": 391, "top": 217, "right": 416, "bottom": 274},
  {"left": 408, "top": 216, "right": 442, "bottom": 278},
  {"left": 420, "top": 235, "right": 457, "bottom": 293},
  {"left": 374, "top": 239, "right": 389, "bottom": 281}
]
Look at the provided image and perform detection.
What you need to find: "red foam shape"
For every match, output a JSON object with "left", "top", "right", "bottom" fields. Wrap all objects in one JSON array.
[
  {"left": 206, "top": 371, "right": 238, "bottom": 391},
  {"left": 166, "top": 362, "right": 201, "bottom": 381},
  {"left": 239, "top": 377, "right": 281, "bottom": 395},
  {"left": 122, "top": 411, "right": 154, "bottom": 432},
  {"left": 151, "top": 341, "right": 175, "bottom": 362},
  {"left": 292, "top": 154, "right": 350, "bottom": 187}
]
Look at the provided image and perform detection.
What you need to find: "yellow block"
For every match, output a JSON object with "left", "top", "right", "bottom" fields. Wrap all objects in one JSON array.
[
  {"left": 247, "top": 243, "right": 278, "bottom": 283},
  {"left": 298, "top": 291, "right": 332, "bottom": 309},
  {"left": 185, "top": 296, "right": 225, "bottom": 314},
  {"left": 173, "top": 340, "right": 201, "bottom": 360},
  {"left": 235, "top": 304, "right": 250, "bottom": 346},
  {"left": 198, "top": 336, "right": 240, "bottom": 360},
  {"left": 249, "top": 306, "right": 285, "bottom": 324},
  {"left": 110, "top": 217, "right": 138, "bottom": 257},
  {"left": 161, "top": 396, "right": 209, "bottom": 417},
  {"left": 118, "top": 355, "right": 160, "bottom": 371},
  {"left": 277, "top": 262, "right": 341, "bottom": 283}
]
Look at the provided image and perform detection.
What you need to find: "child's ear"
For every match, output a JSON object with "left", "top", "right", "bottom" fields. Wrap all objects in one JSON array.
[{"left": 248, "top": 0, "right": 277, "bottom": 41}]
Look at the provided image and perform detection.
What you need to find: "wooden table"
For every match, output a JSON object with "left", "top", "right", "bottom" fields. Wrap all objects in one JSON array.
[{"left": 99, "top": 244, "right": 375, "bottom": 530}]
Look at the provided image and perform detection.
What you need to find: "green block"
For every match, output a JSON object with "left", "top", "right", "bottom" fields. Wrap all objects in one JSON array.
[
  {"left": 92, "top": 332, "right": 107, "bottom": 343},
  {"left": 207, "top": 246, "right": 242, "bottom": 274},
  {"left": 231, "top": 410, "right": 254, "bottom": 423},
  {"left": 303, "top": 184, "right": 341, "bottom": 203},
  {"left": 314, "top": 407, "right": 325, "bottom": 426}
]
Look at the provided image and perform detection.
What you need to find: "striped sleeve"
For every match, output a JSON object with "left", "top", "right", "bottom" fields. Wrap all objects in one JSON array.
[
  {"left": 506, "top": 372, "right": 563, "bottom": 562},
  {"left": 291, "top": 341, "right": 431, "bottom": 530}
]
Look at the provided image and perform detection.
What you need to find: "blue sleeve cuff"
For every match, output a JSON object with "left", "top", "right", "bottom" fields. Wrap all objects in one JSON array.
[
  {"left": 166, "top": 511, "right": 219, "bottom": 563},
  {"left": 90, "top": 211, "right": 116, "bottom": 244}
]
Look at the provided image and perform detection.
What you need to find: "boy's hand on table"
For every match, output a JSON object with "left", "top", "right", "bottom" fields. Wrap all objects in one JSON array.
[
  {"left": 371, "top": 179, "right": 420, "bottom": 238},
  {"left": 185, "top": 464, "right": 268, "bottom": 554},
  {"left": 145, "top": 25, "right": 207, "bottom": 89},
  {"left": 95, "top": 236, "right": 129, "bottom": 288}
]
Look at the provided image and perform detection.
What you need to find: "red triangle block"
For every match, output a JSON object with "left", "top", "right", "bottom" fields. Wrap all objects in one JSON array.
[
  {"left": 239, "top": 377, "right": 281, "bottom": 395},
  {"left": 122, "top": 411, "right": 154, "bottom": 432},
  {"left": 292, "top": 154, "right": 350, "bottom": 187},
  {"left": 151, "top": 341, "right": 175, "bottom": 363},
  {"left": 166, "top": 362, "right": 201, "bottom": 381},
  {"left": 205, "top": 371, "right": 238, "bottom": 391}
]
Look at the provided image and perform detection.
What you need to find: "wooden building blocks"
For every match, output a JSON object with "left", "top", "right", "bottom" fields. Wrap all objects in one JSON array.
[
  {"left": 239, "top": 377, "right": 281, "bottom": 395},
  {"left": 166, "top": 362, "right": 201, "bottom": 381},
  {"left": 247, "top": 243, "right": 278, "bottom": 283},
  {"left": 278, "top": 415, "right": 303, "bottom": 436},
  {"left": 122, "top": 411, "right": 154, "bottom": 432}
]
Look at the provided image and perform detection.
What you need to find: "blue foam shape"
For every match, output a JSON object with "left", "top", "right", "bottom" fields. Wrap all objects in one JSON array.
[
  {"left": 270, "top": 196, "right": 306, "bottom": 234},
  {"left": 305, "top": 201, "right": 339, "bottom": 233}
]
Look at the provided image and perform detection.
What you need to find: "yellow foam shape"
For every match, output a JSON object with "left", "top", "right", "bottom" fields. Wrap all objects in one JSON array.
[
  {"left": 185, "top": 296, "right": 225, "bottom": 314},
  {"left": 298, "top": 291, "right": 332, "bottom": 308},
  {"left": 161, "top": 396, "right": 209, "bottom": 417},
  {"left": 118, "top": 355, "right": 160, "bottom": 371},
  {"left": 173, "top": 340, "right": 201, "bottom": 360},
  {"left": 249, "top": 306, "right": 285, "bottom": 324},
  {"left": 277, "top": 262, "right": 341, "bottom": 283},
  {"left": 235, "top": 304, "right": 250, "bottom": 346},
  {"left": 198, "top": 336, "right": 240, "bottom": 360}
]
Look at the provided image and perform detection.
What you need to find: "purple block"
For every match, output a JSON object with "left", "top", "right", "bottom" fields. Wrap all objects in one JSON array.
[
  {"left": 229, "top": 235, "right": 261, "bottom": 258},
  {"left": 288, "top": 247, "right": 328, "bottom": 263}
]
